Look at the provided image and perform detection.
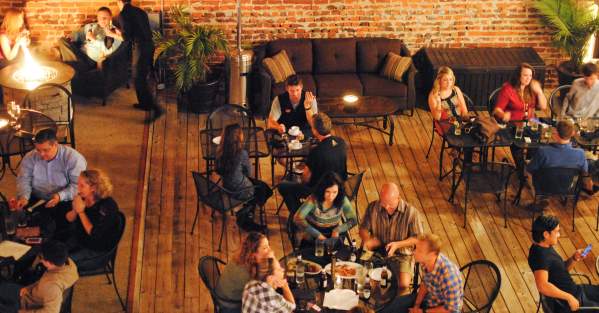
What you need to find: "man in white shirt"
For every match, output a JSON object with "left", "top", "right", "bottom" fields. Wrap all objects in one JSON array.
[{"left": 561, "top": 62, "right": 599, "bottom": 119}]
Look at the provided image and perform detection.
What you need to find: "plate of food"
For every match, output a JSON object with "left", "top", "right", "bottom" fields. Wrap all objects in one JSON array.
[
  {"left": 324, "top": 261, "right": 363, "bottom": 279},
  {"left": 369, "top": 267, "right": 392, "bottom": 281},
  {"left": 286, "top": 258, "right": 323, "bottom": 275}
]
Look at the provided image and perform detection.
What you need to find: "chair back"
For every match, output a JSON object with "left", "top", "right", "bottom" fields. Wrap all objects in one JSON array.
[
  {"left": 22, "top": 83, "right": 74, "bottom": 146},
  {"left": 204, "top": 104, "right": 261, "bottom": 161},
  {"left": 532, "top": 167, "right": 581, "bottom": 197},
  {"left": 344, "top": 171, "right": 365, "bottom": 202},
  {"left": 11, "top": 109, "right": 58, "bottom": 155},
  {"left": 78, "top": 211, "right": 126, "bottom": 276},
  {"left": 59, "top": 286, "right": 74, "bottom": 313},
  {"left": 198, "top": 256, "right": 241, "bottom": 313},
  {"left": 191, "top": 171, "right": 245, "bottom": 214},
  {"left": 548, "top": 85, "right": 571, "bottom": 119},
  {"left": 463, "top": 93, "right": 479, "bottom": 116},
  {"left": 460, "top": 259, "right": 502, "bottom": 313},
  {"left": 487, "top": 87, "right": 502, "bottom": 115}
]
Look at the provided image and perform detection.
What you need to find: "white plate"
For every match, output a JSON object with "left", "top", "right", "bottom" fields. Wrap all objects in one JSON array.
[
  {"left": 369, "top": 267, "right": 392, "bottom": 281},
  {"left": 324, "top": 261, "right": 363, "bottom": 279},
  {"left": 288, "top": 128, "right": 301, "bottom": 136},
  {"left": 212, "top": 136, "right": 221, "bottom": 145}
]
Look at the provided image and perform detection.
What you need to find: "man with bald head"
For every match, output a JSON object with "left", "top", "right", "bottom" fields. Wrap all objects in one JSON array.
[{"left": 359, "top": 182, "right": 424, "bottom": 293}]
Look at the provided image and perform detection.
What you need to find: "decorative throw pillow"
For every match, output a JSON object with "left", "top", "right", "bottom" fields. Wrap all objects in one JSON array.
[
  {"left": 262, "top": 50, "right": 296, "bottom": 83},
  {"left": 379, "top": 52, "right": 412, "bottom": 82}
]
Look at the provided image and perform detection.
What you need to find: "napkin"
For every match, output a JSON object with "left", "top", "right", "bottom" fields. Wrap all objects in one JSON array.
[{"left": 322, "top": 289, "right": 359, "bottom": 311}]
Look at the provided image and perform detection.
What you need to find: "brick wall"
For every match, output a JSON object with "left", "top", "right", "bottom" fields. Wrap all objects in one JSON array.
[{"left": 7, "top": 0, "right": 570, "bottom": 85}]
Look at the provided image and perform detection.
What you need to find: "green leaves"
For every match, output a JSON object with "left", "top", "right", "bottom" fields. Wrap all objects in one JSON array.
[
  {"left": 534, "top": 0, "right": 599, "bottom": 68},
  {"left": 153, "top": 5, "right": 228, "bottom": 92}
]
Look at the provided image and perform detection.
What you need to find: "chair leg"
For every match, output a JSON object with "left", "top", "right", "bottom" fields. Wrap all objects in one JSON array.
[
  {"left": 105, "top": 270, "right": 112, "bottom": 284},
  {"left": 191, "top": 200, "right": 200, "bottom": 234},
  {"left": 438, "top": 139, "right": 446, "bottom": 181},
  {"left": 503, "top": 191, "right": 508, "bottom": 228},
  {"left": 463, "top": 174, "right": 469, "bottom": 228},
  {"left": 275, "top": 200, "right": 285, "bottom": 215},
  {"left": 111, "top": 268, "right": 126, "bottom": 311},
  {"left": 426, "top": 127, "right": 435, "bottom": 158},
  {"left": 535, "top": 299, "right": 541, "bottom": 313},
  {"left": 70, "top": 126, "right": 76, "bottom": 149}
]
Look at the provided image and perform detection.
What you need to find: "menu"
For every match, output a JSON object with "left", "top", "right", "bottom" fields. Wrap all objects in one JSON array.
[{"left": 0, "top": 240, "right": 31, "bottom": 260}]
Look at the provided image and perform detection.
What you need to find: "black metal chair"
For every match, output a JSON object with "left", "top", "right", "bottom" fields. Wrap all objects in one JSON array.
[
  {"left": 449, "top": 161, "right": 515, "bottom": 228},
  {"left": 22, "top": 83, "right": 75, "bottom": 148},
  {"left": 515, "top": 167, "right": 582, "bottom": 231},
  {"left": 536, "top": 273, "right": 591, "bottom": 313},
  {"left": 60, "top": 286, "right": 74, "bottom": 313},
  {"left": 548, "top": 85, "right": 572, "bottom": 119},
  {"left": 344, "top": 170, "right": 365, "bottom": 224},
  {"left": 198, "top": 255, "right": 242, "bottom": 313},
  {"left": 460, "top": 259, "right": 502, "bottom": 313},
  {"left": 190, "top": 171, "right": 259, "bottom": 251},
  {"left": 76, "top": 211, "right": 126, "bottom": 311},
  {"left": 487, "top": 87, "right": 502, "bottom": 116}
]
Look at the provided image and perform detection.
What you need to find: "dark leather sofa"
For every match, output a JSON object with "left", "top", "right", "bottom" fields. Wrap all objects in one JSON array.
[
  {"left": 69, "top": 41, "right": 131, "bottom": 106},
  {"left": 249, "top": 38, "right": 416, "bottom": 118}
]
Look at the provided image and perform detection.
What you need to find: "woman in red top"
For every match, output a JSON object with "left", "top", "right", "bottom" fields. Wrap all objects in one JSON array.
[
  {"left": 0, "top": 9, "right": 29, "bottom": 66},
  {"left": 493, "top": 63, "right": 547, "bottom": 122}
]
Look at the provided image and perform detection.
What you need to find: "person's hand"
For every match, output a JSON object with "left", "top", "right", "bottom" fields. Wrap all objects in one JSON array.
[
  {"left": 567, "top": 294, "right": 580, "bottom": 312},
  {"left": 45, "top": 194, "right": 60, "bottom": 208},
  {"left": 304, "top": 91, "right": 315, "bottom": 110},
  {"left": 278, "top": 123, "right": 286, "bottom": 134},
  {"left": 531, "top": 80, "right": 543, "bottom": 95},
  {"left": 318, "top": 234, "right": 327, "bottom": 241},
  {"left": 408, "top": 307, "right": 423, "bottom": 313},
  {"left": 573, "top": 249, "right": 587, "bottom": 262},
  {"left": 104, "top": 27, "right": 117, "bottom": 38},
  {"left": 502, "top": 111, "right": 511, "bottom": 123},
  {"left": 19, "top": 287, "right": 27, "bottom": 298},
  {"left": 72, "top": 195, "right": 86, "bottom": 214},
  {"left": 331, "top": 231, "right": 339, "bottom": 238},
  {"left": 386, "top": 241, "right": 401, "bottom": 257},
  {"left": 364, "top": 238, "right": 381, "bottom": 251},
  {"left": 9, "top": 197, "right": 28, "bottom": 211}
]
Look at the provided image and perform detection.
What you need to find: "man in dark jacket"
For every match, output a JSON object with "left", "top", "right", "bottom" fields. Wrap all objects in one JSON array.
[{"left": 117, "top": 0, "right": 163, "bottom": 121}]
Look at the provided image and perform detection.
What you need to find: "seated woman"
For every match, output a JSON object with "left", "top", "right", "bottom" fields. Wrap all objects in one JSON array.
[
  {"left": 216, "top": 232, "right": 273, "bottom": 313},
  {"left": 0, "top": 8, "right": 29, "bottom": 67},
  {"left": 295, "top": 171, "right": 357, "bottom": 248},
  {"left": 216, "top": 124, "right": 273, "bottom": 233},
  {"left": 493, "top": 63, "right": 547, "bottom": 178},
  {"left": 64, "top": 169, "right": 120, "bottom": 271},
  {"left": 428, "top": 66, "right": 472, "bottom": 163},
  {"left": 242, "top": 257, "right": 295, "bottom": 313}
]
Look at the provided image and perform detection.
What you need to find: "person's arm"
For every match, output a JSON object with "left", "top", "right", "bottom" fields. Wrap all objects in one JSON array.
[
  {"left": 412, "top": 283, "right": 428, "bottom": 309},
  {"left": 561, "top": 86, "right": 575, "bottom": 118},
  {"left": 333, "top": 197, "right": 357, "bottom": 235},
  {"left": 359, "top": 202, "right": 382, "bottom": 250},
  {"left": 21, "top": 280, "right": 63, "bottom": 313},
  {"left": 117, "top": 8, "right": 132, "bottom": 42},
  {"left": 428, "top": 92, "right": 443, "bottom": 121},
  {"left": 296, "top": 199, "right": 325, "bottom": 240},
  {"left": 304, "top": 92, "right": 316, "bottom": 127},
  {"left": 386, "top": 237, "right": 418, "bottom": 257},
  {"left": 493, "top": 86, "right": 511, "bottom": 122},
  {"left": 0, "top": 34, "right": 23, "bottom": 61},
  {"left": 565, "top": 249, "right": 585, "bottom": 271},
  {"left": 104, "top": 27, "right": 123, "bottom": 42},
  {"left": 57, "top": 151, "right": 87, "bottom": 202},
  {"left": 532, "top": 80, "right": 548, "bottom": 111},
  {"left": 267, "top": 97, "right": 285, "bottom": 133},
  {"left": 534, "top": 269, "right": 579, "bottom": 311},
  {"left": 16, "top": 154, "right": 35, "bottom": 203}
]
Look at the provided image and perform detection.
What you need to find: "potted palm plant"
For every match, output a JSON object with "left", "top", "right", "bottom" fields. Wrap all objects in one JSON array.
[
  {"left": 153, "top": 5, "right": 228, "bottom": 113},
  {"left": 534, "top": 0, "right": 599, "bottom": 85}
]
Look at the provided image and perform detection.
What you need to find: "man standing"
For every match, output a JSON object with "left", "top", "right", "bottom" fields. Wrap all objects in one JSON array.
[
  {"left": 116, "top": 0, "right": 162, "bottom": 121},
  {"left": 57, "top": 7, "right": 123, "bottom": 72},
  {"left": 0, "top": 241, "right": 79, "bottom": 313},
  {"left": 529, "top": 215, "right": 599, "bottom": 312},
  {"left": 359, "top": 182, "right": 424, "bottom": 293},
  {"left": 561, "top": 62, "right": 599, "bottom": 119},
  {"left": 278, "top": 112, "right": 347, "bottom": 214},
  {"left": 11, "top": 128, "right": 87, "bottom": 230},
  {"left": 267, "top": 75, "right": 317, "bottom": 136},
  {"left": 382, "top": 233, "right": 463, "bottom": 313}
]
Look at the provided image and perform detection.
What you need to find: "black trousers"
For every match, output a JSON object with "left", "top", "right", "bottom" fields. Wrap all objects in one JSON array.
[
  {"left": 0, "top": 282, "right": 21, "bottom": 313},
  {"left": 56, "top": 38, "right": 97, "bottom": 73},
  {"left": 132, "top": 41, "right": 157, "bottom": 110}
]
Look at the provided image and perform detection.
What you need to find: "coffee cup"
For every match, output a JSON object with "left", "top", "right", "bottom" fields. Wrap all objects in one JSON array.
[{"left": 290, "top": 126, "right": 300, "bottom": 135}]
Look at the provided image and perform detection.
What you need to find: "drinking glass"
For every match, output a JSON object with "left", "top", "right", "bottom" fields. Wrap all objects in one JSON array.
[
  {"left": 515, "top": 125, "right": 524, "bottom": 140},
  {"left": 454, "top": 123, "right": 461, "bottom": 136},
  {"left": 364, "top": 261, "right": 374, "bottom": 277},
  {"left": 530, "top": 121, "right": 539, "bottom": 132},
  {"left": 334, "top": 276, "right": 342, "bottom": 289},
  {"left": 315, "top": 240, "right": 324, "bottom": 257},
  {"left": 5, "top": 215, "right": 16, "bottom": 236},
  {"left": 544, "top": 127, "right": 552, "bottom": 141},
  {"left": 362, "top": 287, "right": 371, "bottom": 299}
]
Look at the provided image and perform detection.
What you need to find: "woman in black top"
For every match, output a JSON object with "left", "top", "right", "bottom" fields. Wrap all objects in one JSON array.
[
  {"left": 216, "top": 124, "right": 272, "bottom": 233},
  {"left": 65, "top": 169, "right": 120, "bottom": 271}
]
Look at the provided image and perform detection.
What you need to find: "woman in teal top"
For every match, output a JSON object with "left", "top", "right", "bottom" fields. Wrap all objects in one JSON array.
[
  {"left": 296, "top": 172, "right": 357, "bottom": 248},
  {"left": 215, "top": 232, "right": 273, "bottom": 313}
]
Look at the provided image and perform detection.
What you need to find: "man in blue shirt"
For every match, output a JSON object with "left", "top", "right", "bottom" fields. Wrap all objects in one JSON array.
[
  {"left": 57, "top": 7, "right": 123, "bottom": 72},
  {"left": 10, "top": 128, "right": 87, "bottom": 231}
]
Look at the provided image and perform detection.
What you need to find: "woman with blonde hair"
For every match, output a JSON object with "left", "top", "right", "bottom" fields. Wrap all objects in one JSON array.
[
  {"left": 428, "top": 66, "right": 469, "bottom": 134},
  {"left": 0, "top": 8, "right": 29, "bottom": 63},
  {"left": 64, "top": 169, "right": 121, "bottom": 270}
]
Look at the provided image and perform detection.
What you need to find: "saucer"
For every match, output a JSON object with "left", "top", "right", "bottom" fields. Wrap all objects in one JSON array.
[{"left": 288, "top": 128, "right": 301, "bottom": 136}]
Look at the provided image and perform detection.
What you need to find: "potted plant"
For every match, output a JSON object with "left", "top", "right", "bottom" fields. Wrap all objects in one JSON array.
[
  {"left": 153, "top": 5, "right": 228, "bottom": 113},
  {"left": 534, "top": 0, "right": 599, "bottom": 85}
]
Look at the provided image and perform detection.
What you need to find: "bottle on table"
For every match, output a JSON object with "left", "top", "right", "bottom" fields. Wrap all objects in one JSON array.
[
  {"left": 320, "top": 270, "right": 328, "bottom": 290},
  {"left": 295, "top": 254, "right": 305, "bottom": 286},
  {"left": 330, "top": 251, "right": 337, "bottom": 286},
  {"left": 362, "top": 276, "right": 371, "bottom": 299},
  {"left": 349, "top": 239, "right": 357, "bottom": 262}
]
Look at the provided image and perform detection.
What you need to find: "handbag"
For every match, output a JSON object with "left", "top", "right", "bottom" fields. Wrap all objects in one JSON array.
[{"left": 472, "top": 116, "right": 500, "bottom": 143}]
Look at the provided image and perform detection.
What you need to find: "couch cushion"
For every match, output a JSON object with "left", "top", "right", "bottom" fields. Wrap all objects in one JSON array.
[
  {"left": 359, "top": 73, "right": 407, "bottom": 98},
  {"left": 379, "top": 52, "right": 412, "bottom": 82},
  {"left": 267, "top": 39, "right": 313, "bottom": 74},
  {"left": 262, "top": 50, "right": 296, "bottom": 83},
  {"left": 357, "top": 38, "right": 409, "bottom": 73},
  {"left": 313, "top": 38, "right": 357, "bottom": 74},
  {"left": 314, "top": 74, "right": 362, "bottom": 97},
  {"left": 271, "top": 74, "right": 317, "bottom": 99}
]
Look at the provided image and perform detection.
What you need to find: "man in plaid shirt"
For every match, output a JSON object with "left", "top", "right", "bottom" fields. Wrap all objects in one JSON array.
[
  {"left": 242, "top": 258, "right": 295, "bottom": 313},
  {"left": 382, "top": 233, "right": 463, "bottom": 313}
]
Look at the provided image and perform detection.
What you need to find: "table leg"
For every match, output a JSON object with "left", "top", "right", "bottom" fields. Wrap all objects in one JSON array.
[
  {"left": 388, "top": 116, "right": 394, "bottom": 146},
  {"left": 383, "top": 115, "right": 388, "bottom": 129}
]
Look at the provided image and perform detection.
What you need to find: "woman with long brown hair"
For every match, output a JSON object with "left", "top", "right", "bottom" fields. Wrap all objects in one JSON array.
[
  {"left": 216, "top": 232, "right": 273, "bottom": 312},
  {"left": 216, "top": 123, "right": 272, "bottom": 232},
  {"left": 0, "top": 8, "right": 29, "bottom": 63}
]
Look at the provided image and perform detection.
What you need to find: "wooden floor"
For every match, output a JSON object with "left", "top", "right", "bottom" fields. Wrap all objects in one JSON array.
[{"left": 130, "top": 100, "right": 599, "bottom": 313}]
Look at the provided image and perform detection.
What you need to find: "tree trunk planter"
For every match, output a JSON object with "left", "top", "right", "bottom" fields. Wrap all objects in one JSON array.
[{"left": 557, "top": 61, "right": 583, "bottom": 86}]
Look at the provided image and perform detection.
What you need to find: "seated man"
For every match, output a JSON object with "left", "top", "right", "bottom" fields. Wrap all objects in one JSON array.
[
  {"left": 267, "top": 74, "right": 317, "bottom": 137},
  {"left": 529, "top": 215, "right": 599, "bottom": 312},
  {"left": 561, "top": 62, "right": 599, "bottom": 119},
  {"left": 527, "top": 119, "right": 596, "bottom": 194},
  {"left": 10, "top": 128, "right": 87, "bottom": 233},
  {"left": 278, "top": 112, "right": 347, "bottom": 215},
  {"left": 0, "top": 241, "right": 79, "bottom": 313},
  {"left": 359, "top": 182, "right": 424, "bottom": 293},
  {"left": 57, "top": 6, "right": 123, "bottom": 72},
  {"left": 382, "top": 233, "right": 463, "bottom": 313}
]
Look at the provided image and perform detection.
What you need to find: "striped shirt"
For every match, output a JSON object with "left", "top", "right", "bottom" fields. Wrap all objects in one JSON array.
[
  {"left": 423, "top": 253, "right": 464, "bottom": 313},
  {"left": 360, "top": 200, "right": 424, "bottom": 255},
  {"left": 242, "top": 280, "right": 295, "bottom": 313},
  {"left": 296, "top": 196, "right": 357, "bottom": 239}
]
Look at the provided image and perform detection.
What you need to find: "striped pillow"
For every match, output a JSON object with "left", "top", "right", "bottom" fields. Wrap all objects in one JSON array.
[
  {"left": 380, "top": 52, "right": 412, "bottom": 82},
  {"left": 262, "top": 50, "right": 296, "bottom": 83}
]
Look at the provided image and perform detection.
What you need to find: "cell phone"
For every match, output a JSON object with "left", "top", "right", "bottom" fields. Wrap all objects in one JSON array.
[
  {"left": 582, "top": 244, "right": 593, "bottom": 257},
  {"left": 25, "top": 237, "right": 42, "bottom": 245}
]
